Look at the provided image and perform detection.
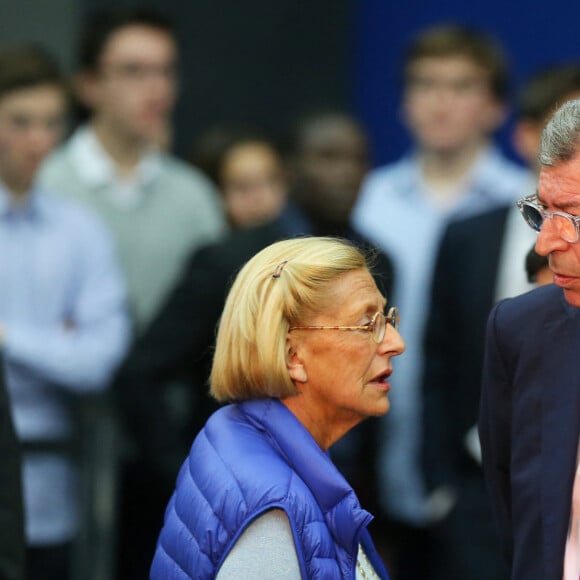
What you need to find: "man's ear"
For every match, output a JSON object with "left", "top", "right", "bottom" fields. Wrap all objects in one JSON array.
[{"left": 286, "top": 338, "right": 308, "bottom": 384}]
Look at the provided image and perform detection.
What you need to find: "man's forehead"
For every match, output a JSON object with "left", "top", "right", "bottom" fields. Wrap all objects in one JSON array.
[
  {"left": 101, "top": 24, "right": 176, "bottom": 61},
  {"left": 538, "top": 158, "right": 580, "bottom": 204}
]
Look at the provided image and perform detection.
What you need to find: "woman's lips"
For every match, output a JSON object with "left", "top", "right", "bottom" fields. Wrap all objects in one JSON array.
[{"left": 369, "top": 370, "right": 392, "bottom": 390}]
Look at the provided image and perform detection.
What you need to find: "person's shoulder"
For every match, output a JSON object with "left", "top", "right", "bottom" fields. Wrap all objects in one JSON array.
[
  {"left": 38, "top": 139, "right": 86, "bottom": 202},
  {"left": 494, "top": 284, "right": 563, "bottom": 326},
  {"left": 361, "top": 156, "right": 413, "bottom": 192},
  {"left": 481, "top": 149, "right": 534, "bottom": 194},
  {"left": 492, "top": 152, "right": 531, "bottom": 180},
  {"left": 487, "top": 285, "right": 568, "bottom": 357},
  {"left": 192, "top": 220, "right": 283, "bottom": 270},
  {"left": 39, "top": 141, "right": 75, "bottom": 178},
  {"left": 40, "top": 191, "right": 113, "bottom": 243},
  {"left": 444, "top": 204, "right": 512, "bottom": 241},
  {"left": 354, "top": 157, "right": 414, "bottom": 226},
  {"left": 185, "top": 403, "right": 297, "bottom": 495}
]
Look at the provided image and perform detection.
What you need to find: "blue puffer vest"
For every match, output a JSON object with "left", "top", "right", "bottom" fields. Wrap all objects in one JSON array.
[{"left": 150, "top": 398, "right": 389, "bottom": 579}]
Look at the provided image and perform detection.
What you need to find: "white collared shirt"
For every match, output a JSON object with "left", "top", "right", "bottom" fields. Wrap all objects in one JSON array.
[
  {"left": 67, "top": 126, "right": 162, "bottom": 210},
  {"left": 494, "top": 204, "right": 538, "bottom": 301}
]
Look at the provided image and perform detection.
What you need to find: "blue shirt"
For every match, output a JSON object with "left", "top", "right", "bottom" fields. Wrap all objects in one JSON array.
[
  {"left": 0, "top": 182, "right": 130, "bottom": 543},
  {"left": 352, "top": 147, "right": 532, "bottom": 525}
]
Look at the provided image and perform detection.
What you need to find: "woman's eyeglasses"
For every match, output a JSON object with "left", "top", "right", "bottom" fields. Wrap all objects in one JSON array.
[
  {"left": 289, "top": 306, "right": 400, "bottom": 344},
  {"left": 517, "top": 193, "right": 580, "bottom": 243}
]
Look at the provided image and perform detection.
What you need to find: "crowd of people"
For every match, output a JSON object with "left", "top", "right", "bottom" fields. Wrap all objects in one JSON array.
[{"left": 2, "top": 6, "right": 580, "bottom": 580}]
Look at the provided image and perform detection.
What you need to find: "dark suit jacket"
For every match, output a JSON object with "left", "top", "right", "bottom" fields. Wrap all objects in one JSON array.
[
  {"left": 421, "top": 207, "right": 512, "bottom": 579},
  {"left": 479, "top": 283, "right": 580, "bottom": 580},
  {"left": 0, "top": 356, "right": 25, "bottom": 580},
  {"left": 423, "top": 206, "right": 510, "bottom": 490}
]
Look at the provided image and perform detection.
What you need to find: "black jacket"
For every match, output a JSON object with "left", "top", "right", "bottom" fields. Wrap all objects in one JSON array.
[{"left": 421, "top": 206, "right": 512, "bottom": 580}]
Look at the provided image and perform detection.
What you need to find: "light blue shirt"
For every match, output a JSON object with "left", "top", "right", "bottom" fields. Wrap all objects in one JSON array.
[
  {"left": 352, "top": 147, "right": 532, "bottom": 525},
  {"left": 0, "top": 182, "right": 130, "bottom": 543}
]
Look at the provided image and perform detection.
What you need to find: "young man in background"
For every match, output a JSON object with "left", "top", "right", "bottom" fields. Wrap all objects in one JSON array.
[
  {"left": 0, "top": 45, "right": 129, "bottom": 579},
  {"left": 352, "top": 24, "right": 530, "bottom": 578}
]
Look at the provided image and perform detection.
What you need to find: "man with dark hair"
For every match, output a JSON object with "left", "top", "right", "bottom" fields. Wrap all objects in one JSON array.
[
  {"left": 402, "top": 24, "right": 509, "bottom": 101},
  {"left": 480, "top": 96, "right": 580, "bottom": 580},
  {"left": 351, "top": 23, "right": 530, "bottom": 578},
  {"left": 0, "top": 45, "right": 129, "bottom": 579},
  {"left": 0, "top": 359, "right": 25, "bottom": 580},
  {"left": 40, "top": 6, "right": 226, "bottom": 335},
  {"left": 77, "top": 7, "right": 175, "bottom": 73}
]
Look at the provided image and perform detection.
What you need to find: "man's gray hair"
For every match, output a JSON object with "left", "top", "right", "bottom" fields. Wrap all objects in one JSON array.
[{"left": 539, "top": 98, "right": 580, "bottom": 166}]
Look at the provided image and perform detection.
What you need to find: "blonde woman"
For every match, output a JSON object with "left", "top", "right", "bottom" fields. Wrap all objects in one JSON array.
[{"left": 151, "top": 237, "right": 404, "bottom": 579}]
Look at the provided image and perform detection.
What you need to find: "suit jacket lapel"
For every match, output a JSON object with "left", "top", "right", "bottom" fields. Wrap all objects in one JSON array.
[{"left": 541, "top": 294, "right": 580, "bottom": 579}]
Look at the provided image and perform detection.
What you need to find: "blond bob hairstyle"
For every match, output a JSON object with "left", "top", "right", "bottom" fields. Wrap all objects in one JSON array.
[{"left": 210, "top": 236, "right": 369, "bottom": 402}]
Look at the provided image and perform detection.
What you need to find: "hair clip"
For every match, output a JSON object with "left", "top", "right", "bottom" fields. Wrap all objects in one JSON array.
[{"left": 272, "top": 260, "right": 288, "bottom": 279}]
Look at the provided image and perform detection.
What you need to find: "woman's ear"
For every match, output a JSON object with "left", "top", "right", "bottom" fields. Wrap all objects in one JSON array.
[{"left": 286, "top": 338, "right": 308, "bottom": 383}]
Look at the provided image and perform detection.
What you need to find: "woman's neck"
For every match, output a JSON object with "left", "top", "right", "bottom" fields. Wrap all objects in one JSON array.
[{"left": 281, "top": 395, "right": 359, "bottom": 451}]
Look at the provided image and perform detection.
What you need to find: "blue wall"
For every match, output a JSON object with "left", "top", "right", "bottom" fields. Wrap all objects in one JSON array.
[{"left": 352, "top": 0, "right": 580, "bottom": 167}]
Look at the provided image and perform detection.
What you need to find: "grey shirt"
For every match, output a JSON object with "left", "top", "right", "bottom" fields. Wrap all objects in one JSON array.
[{"left": 216, "top": 509, "right": 379, "bottom": 578}]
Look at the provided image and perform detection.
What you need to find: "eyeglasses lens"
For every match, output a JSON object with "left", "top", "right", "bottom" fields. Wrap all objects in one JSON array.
[
  {"left": 522, "top": 204, "right": 543, "bottom": 231},
  {"left": 523, "top": 203, "right": 578, "bottom": 242},
  {"left": 373, "top": 313, "right": 386, "bottom": 343},
  {"left": 554, "top": 215, "right": 578, "bottom": 242}
]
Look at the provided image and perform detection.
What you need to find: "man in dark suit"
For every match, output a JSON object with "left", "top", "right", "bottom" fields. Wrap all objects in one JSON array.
[
  {"left": 0, "top": 356, "right": 25, "bottom": 580},
  {"left": 114, "top": 111, "right": 395, "bottom": 579},
  {"left": 420, "top": 65, "right": 580, "bottom": 580},
  {"left": 480, "top": 97, "right": 580, "bottom": 580}
]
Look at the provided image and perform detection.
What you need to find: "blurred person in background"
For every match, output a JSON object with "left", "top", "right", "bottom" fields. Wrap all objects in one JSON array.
[
  {"left": 151, "top": 236, "right": 405, "bottom": 579},
  {"left": 420, "top": 63, "right": 580, "bottom": 580},
  {"left": 114, "top": 110, "right": 395, "bottom": 578},
  {"left": 0, "top": 358, "right": 25, "bottom": 580},
  {"left": 191, "top": 127, "right": 288, "bottom": 229},
  {"left": 39, "top": 12, "right": 225, "bottom": 575},
  {"left": 39, "top": 6, "right": 226, "bottom": 335},
  {"left": 0, "top": 46, "right": 129, "bottom": 579},
  {"left": 351, "top": 24, "right": 531, "bottom": 579}
]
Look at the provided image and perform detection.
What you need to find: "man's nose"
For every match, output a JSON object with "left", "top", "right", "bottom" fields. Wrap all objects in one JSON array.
[{"left": 535, "top": 218, "right": 569, "bottom": 256}]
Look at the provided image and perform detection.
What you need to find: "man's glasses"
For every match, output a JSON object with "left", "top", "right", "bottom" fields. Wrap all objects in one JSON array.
[
  {"left": 289, "top": 306, "right": 400, "bottom": 344},
  {"left": 517, "top": 193, "right": 580, "bottom": 243}
]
